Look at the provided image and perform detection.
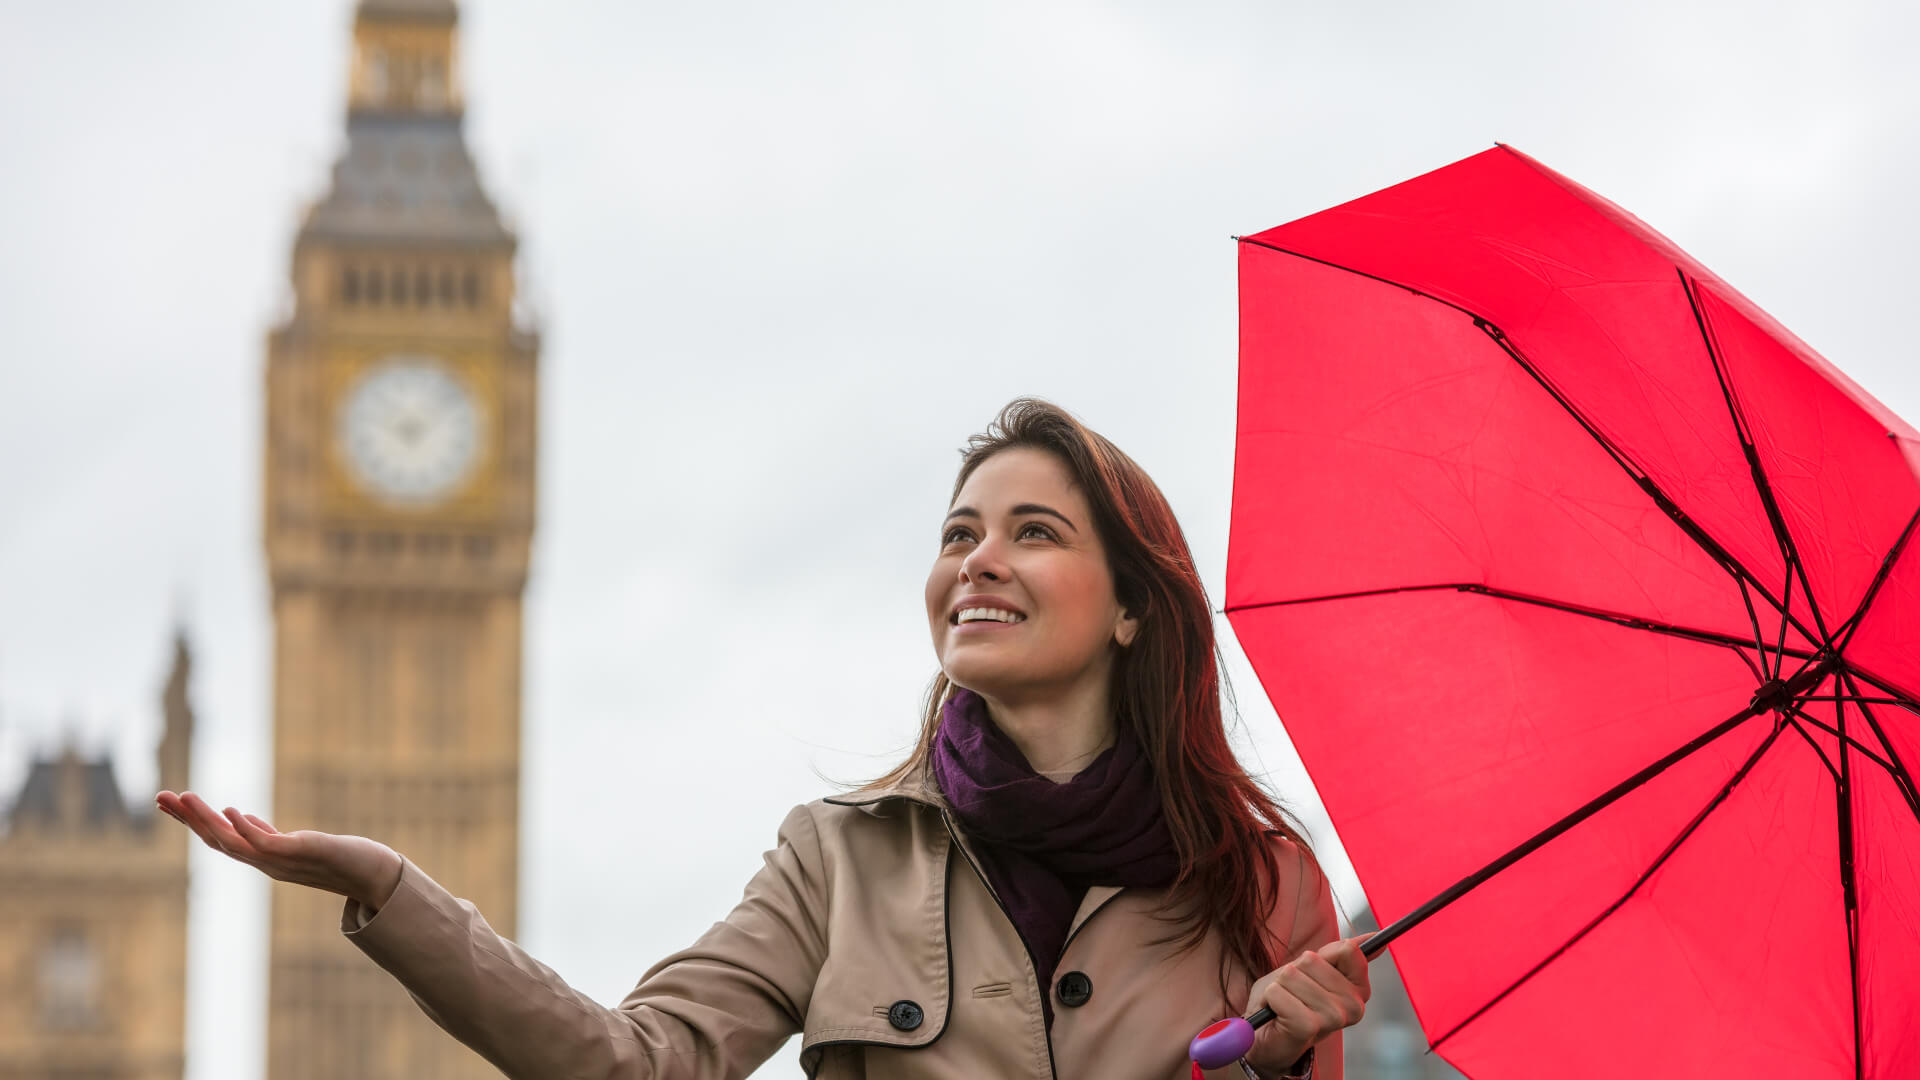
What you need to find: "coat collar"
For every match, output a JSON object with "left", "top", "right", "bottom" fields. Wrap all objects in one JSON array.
[
  {"left": 821, "top": 753, "right": 948, "bottom": 812},
  {"left": 823, "top": 755, "right": 1134, "bottom": 944}
]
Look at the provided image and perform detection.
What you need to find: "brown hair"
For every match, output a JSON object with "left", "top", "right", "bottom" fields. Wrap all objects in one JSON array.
[{"left": 865, "top": 396, "right": 1313, "bottom": 990}]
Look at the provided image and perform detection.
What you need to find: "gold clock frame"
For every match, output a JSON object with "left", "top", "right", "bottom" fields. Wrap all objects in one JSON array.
[{"left": 321, "top": 340, "right": 501, "bottom": 522}]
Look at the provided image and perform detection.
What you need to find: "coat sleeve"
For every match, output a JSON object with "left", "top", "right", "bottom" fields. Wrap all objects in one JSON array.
[{"left": 340, "top": 802, "right": 830, "bottom": 1080}]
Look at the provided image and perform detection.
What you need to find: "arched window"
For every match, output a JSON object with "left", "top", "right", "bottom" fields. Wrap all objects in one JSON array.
[
  {"left": 366, "top": 267, "right": 384, "bottom": 305},
  {"left": 415, "top": 267, "right": 432, "bottom": 308},
  {"left": 462, "top": 268, "right": 480, "bottom": 307},
  {"left": 363, "top": 47, "right": 389, "bottom": 105},
  {"left": 341, "top": 266, "right": 360, "bottom": 305},
  {"left": 421, "top": 57, "right": 447, "bottom": 109},
  {"left": 391, "top": 266, "right": 409, "bottom": 306},
  {"left": 38, "top": 926, "right": 99, "bottom": 1031},
  {"left": 438, "top": 267, "right": 456, "bottom": 306}
]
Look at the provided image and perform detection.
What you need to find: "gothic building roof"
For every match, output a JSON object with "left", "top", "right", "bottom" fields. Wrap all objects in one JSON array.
[
  {"left": 299, "top": 111, "right": 512, "bottom": 249},
  {"left": 6, "top": 750, "right": 134, "bottom": 832},
  {"left": 357, "top": 0, "right": 456, "bottom": 20}
]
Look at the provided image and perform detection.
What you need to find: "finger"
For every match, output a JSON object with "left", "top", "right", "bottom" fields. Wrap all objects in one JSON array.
[
  {"left": 179, "top": 793, "right": 254, "bottom": 857},
  {"left": 163, "top": 796, "right": 225, "bottom": 848},
  {"left": 226, "top": 808, "right": 287, "bottom": 854},
  {"left": 1258, "top": 973, "right": 1325, "bottom": 1035},
  {"left": 180, "top": 792, "right": 242, "bottom": 839},
  {"left": 1324, "top": 937, "right": 1372, "bottom": 985},
  {"left": 1279, "top": 962, "right": 1360, "bottom": 1031},
  {"left": 243, "top": 812, "right": 281, "bottom": 835},
  {"left": 1294, "top": 955, "right": 1367, "bottom": 1024},
  {"left": 1292, "top": 950, "right": 1354, "bottom": 997}
]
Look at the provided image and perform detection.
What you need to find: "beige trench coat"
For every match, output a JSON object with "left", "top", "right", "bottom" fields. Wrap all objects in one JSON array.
[{"left": 341, "top": 758, "right": 1342, "bottom": 1080}]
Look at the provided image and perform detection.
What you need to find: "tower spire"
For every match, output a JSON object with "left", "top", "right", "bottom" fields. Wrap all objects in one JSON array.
[
  {"left": 349, "top": 0, "right": 462, "bottom": 115},
  {"left": 157, "top": 627, "right": 192, "bottom": 795}
]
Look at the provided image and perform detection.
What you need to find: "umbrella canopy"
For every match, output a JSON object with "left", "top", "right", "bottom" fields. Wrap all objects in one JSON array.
[{"left": 1227, "top": 145, "right": 1920, "bottom": 1079}]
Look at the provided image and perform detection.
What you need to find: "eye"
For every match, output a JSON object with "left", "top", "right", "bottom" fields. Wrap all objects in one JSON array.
[
  {"left": 941, "top": 526, "right": 974, "bottom": 545},
  {"left": 1018, "top": 522, "right": 1055, "bottom": 540}
]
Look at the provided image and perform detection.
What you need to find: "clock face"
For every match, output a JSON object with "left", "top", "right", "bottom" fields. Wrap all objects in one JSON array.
[{"left": 337, "top": 357, "right": 484, "bottom": 505}]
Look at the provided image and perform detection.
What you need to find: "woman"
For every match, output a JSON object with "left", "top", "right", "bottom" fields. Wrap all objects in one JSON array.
[{"left": 158, "top": 398, "right": 1370, "bottom": 1079}]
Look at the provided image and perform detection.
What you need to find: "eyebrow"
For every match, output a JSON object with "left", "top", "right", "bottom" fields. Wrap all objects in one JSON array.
[{"left": 944, "top": 503, "right": 1077, "bottom": 531}]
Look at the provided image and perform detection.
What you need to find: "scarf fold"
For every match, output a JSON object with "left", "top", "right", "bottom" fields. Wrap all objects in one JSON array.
[{"left": 929, "top": 686, "right": 1180, "bottom": 1027}]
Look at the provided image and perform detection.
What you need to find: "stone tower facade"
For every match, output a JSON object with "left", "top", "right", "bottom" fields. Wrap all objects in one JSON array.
[
  {"left": 0, "top": 632, "right": 194, "bottom": 1080},
  {"left": 261, "top": 0, "right": 537, "bottom": 1075}
]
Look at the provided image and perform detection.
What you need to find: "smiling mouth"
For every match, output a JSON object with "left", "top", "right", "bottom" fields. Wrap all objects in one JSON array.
[{"left": 950, "top": 608, "right": 1027, "bottom": 626}]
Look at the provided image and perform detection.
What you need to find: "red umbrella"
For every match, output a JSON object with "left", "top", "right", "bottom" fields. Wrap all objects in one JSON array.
[{"left": 1225, "top": 146, "right": 1920, "bottom": 1078}]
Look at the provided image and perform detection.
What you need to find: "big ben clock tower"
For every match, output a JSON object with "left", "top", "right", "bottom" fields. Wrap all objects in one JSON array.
[{"left": 262, "top": 1, "right": 535, "bottom": 1076}]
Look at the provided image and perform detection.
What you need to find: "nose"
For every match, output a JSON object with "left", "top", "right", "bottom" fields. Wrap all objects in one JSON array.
[{"left": 959, "top": 534, "right": 1008, "bottom": 584}]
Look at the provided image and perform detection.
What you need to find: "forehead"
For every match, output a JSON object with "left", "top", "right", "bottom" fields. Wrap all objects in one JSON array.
[{"left": 953, "top": 447, "right": 1081, "bottom": 507}]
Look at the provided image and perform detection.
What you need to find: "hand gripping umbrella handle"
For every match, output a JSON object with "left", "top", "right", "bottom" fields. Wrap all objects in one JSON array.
[{"left": 1187, "top": 935, "right": 1389, "bottom": 1071}]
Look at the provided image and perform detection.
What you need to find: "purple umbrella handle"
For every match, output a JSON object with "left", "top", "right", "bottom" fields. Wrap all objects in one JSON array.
[{"left": 1188, "top": 1006, "right": 1273, "bottom": 1069}]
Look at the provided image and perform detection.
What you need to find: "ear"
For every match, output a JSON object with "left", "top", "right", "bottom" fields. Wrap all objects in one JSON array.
[{"left": 1114, "top": 606, "right": 1141, "bottom": 648}]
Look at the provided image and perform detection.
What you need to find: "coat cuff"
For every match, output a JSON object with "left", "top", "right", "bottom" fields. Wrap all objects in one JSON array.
[{"left": 340, "top": 857, "right": 420, "bottom": 935}]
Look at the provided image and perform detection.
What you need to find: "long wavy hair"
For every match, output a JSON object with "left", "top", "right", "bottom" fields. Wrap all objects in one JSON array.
[{"left": 863, "top": 396, "right": 1313, "bottom": 990}]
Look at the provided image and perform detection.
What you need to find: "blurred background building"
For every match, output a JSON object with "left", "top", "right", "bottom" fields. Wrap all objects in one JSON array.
[
  {"left": 0, "top": 631, "right": 194, "bottom": 1079},
  {"left": 260, "top": 0, "right": 537, "bottom": 1075}
]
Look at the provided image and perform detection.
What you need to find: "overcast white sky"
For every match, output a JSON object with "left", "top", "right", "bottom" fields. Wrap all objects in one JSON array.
[{"left": 3, "top": 1, "right": 1918, "bottom": 1077}]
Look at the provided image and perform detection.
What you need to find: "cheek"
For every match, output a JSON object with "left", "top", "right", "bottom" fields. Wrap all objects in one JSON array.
[
  {"left": 924, "top": 561, "right": 952, "bottom": 625},
  {"left": 1032, "top": 565, "right": 1111, "bottom": 636}
]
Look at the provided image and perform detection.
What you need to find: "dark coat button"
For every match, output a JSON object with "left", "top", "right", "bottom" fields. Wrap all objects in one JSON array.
[
  {"left": 1056, "top": 970, "right": 1093, "bottom": 1008},
  {"left": 886, "top": 999, "right": 924, "bottom": 1031}
]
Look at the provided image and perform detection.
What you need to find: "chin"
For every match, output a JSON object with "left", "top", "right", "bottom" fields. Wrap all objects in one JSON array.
[
  {"left": 941, "top": 661, "right": 1043, "bottom": 701},
  {"left": 939, "top": 662, "right": 1002, "bottom": 696}
]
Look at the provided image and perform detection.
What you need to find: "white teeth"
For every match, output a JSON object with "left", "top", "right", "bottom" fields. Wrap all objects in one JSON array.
[{"left": 957, "top": 607, "right": 1024, "bottom": 624}]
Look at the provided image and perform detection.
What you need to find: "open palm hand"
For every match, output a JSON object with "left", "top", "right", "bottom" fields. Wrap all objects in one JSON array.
[{"left": 155, "top": 790, "right": 403, "bottom": 910}]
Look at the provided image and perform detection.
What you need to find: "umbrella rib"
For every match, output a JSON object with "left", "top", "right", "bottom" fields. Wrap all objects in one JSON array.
[
  {"left": 1829, "top": 504, "right": 1920, "bottom": 656},
  {"left": 1224, "top": 581, "right": 1819, "bottom": 660},
  {"left": 1842, "top": 662, "right": 1920, "bottom": 708},
  {"left": 1835, "top": 666, "right": 1920, "bottom": 827},
  {"left": 1784, "top": 706, "right": 1896, "bottom": 778},
  {"left": 1360, "top": 657, "right": 1829, "bottom": 966},
  {"left": 1235, "top": 236, "right": 1486, "bottom": 322},
  {"left": 1736, "top": 575, "right": 1773, "bottom": 679},
  {"left": 1471, "top": 319, "right": 1824, "bottom": 651},
  {"left": 1427, "top": 718, "right": 1791, "bottom": 1052},
  {"left": 1801, "top": 696, "right": 1917, "bottom": 708},
  {"left": 1679, "top": 271, "right": 1837, "bottom": 648},
  {"left": 1835, "top": 700, "right": 1865, "bottom": 1080},
  {"left": 1784, "top": 713, "right": 1841, "bottom": 781},
  {"left": 1782, "top": 705, "right": 1865, "bottom": 1079},
  {"left": 1234, "top": 236, "right": 1823, "bottom": 647}
]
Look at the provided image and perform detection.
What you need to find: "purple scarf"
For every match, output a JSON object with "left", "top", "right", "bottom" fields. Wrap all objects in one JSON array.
[{"left": 929, "top": 686, "right": 1180, "bottom": 1027}]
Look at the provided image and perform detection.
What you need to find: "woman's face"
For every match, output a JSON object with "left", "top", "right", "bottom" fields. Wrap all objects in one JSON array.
[{"left": 925, "top": 447, "right": 1139, "bottom": 701}]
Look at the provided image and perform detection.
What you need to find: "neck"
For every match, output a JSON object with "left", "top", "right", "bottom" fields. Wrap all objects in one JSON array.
[{"left": 972, "top": 677, "right": 1117, "bottom": 780}]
